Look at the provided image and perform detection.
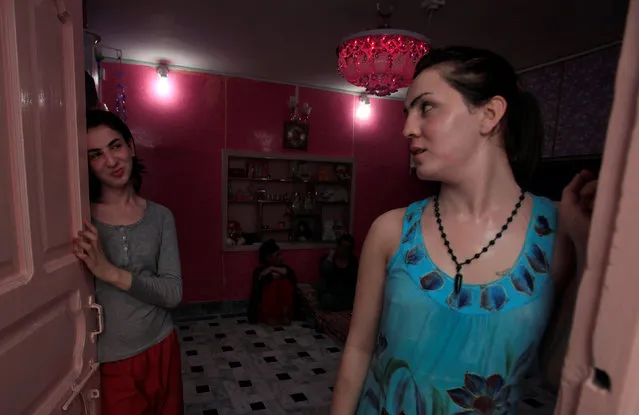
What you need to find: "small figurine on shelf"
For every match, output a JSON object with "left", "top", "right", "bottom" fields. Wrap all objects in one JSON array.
[
  {"left": 292, "top": 161, "right": 312, "bottom": 181},
  {"left": 293, "top": 221, "right": 313, "bottom": 242},
  {"left": 291, "top": 192, "right": 302, "bottom": 212},
  {"left": 317, "top": 165, "right": 331, "bottom": 181},
  {"left": 226, "top": 220, "right": 246, "bottom": 246},
  {"left": 303, "top": 191, "right": 315, "bottom": 212},
  {"left": 335, "top": 164, "right": 350, "bottom": 181},
  {"left": 322, "top": 220, "right": 336, "bottom": 241},
  {"left": 247, "top": 160, "right": 269, "bottom": 179},
  {"left": 255, "top": 188, "right": 267, "bottom": 201}
]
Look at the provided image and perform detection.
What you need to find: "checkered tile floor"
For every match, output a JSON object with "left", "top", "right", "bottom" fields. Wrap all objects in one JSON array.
[
  {"left": 173, "top": 303, "right": 557, "bottom": 414},
  {"left": 176, "top": 310, "right": 339, "bottom": 415}
]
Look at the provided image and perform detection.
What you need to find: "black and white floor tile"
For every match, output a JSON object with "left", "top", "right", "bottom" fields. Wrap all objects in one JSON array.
[{"left": 176, "top": 309, "right": 338, "bottom": 415}]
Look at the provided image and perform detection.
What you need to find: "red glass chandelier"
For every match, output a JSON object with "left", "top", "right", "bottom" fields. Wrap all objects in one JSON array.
[{"left": 337, "top": 5, "right": 431, "bottom": 97}]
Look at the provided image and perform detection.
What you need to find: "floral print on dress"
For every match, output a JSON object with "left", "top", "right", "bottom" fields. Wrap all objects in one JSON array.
[
  {"left": 446, "top": 287, "right": 472, "bottom": 310},
  {"left": 402, "top": 222, "right": 419, "bottom": 243},
  {"left": 445, "top": 342, "right": 537, "bottom": 415},
  {"left": 510, "top": 266, "right": 535, "bottom": 296},
  {"left": 526, "top": 244, "right": 550, "bottom": 274},
  {"left": 480, "top": 285, "right": 508, "bottom": 312},
  {"left": 447, "top": 373, "right": 512, "bottom": 415},
  {"left": 533, "top": 215, "right": 553, "bottom": 237},
  {"left": 405, "top": 246, "right": 425, "bottom": 265},
  {"left": 420, "top": 270, "right": 445, "bottom": 291}
]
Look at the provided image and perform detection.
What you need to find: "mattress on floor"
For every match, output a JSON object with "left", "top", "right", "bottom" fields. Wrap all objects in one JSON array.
[{"left": 297, "top": 283, "right": 352, "bottom": 343}]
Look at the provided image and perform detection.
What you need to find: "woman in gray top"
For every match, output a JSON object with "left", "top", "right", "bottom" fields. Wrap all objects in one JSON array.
[{"left": 72, "top": 110, "right": 183, "bottom": 415}]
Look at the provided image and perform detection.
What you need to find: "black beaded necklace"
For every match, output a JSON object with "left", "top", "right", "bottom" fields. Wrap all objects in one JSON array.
[{"left": 434, "top": 189, "right": 526, "bottom": 294}]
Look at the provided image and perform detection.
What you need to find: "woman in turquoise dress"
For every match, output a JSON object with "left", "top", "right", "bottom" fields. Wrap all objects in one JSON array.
[{"left": 330, "top": 47, "right": 597, "bottom": 415}]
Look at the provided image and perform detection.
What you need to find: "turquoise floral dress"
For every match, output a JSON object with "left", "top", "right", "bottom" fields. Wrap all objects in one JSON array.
[{"left": 356, "top": 194, "right": 557, "bottom": 415}]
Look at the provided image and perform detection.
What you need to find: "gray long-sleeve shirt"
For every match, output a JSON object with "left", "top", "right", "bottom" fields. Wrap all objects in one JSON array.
[{"left": 93, "top": 201, "right": 182, "bottom": 363}]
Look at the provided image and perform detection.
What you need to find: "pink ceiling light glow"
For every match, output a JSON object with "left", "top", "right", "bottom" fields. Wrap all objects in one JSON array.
[{"left": 337, "top": 6, "right": 431, "bottom": 97}]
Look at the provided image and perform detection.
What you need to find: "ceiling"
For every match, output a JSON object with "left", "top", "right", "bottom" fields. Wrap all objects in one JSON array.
[{"left": 86, "top": 0, "right": 629, "bottom": 97}]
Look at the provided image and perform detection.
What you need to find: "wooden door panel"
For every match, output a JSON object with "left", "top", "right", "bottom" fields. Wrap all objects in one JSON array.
[{"left": 0, "top": 0, "right": 98, "bottom": 413}]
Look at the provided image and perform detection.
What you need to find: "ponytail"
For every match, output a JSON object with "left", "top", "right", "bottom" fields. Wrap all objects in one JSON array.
[{"left": 503, "top": 90, "right": 544, "bottom": 188}]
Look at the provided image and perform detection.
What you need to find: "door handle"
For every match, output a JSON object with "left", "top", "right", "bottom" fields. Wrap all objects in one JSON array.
[{"left": 88, "top": 296, "right": 103, "bottom": 343}]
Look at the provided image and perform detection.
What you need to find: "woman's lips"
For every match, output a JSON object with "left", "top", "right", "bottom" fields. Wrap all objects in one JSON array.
[{"left": 111, "top": 168, "right": 124, "bottom": 178}]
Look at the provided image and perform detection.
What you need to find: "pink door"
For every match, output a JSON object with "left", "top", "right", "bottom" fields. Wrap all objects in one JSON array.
[
  {"left": 0, "top": 0, "right": 100, "bottom": 413},
  {"left": 556, "top": 0, "right": 639, "bottom": 413}
]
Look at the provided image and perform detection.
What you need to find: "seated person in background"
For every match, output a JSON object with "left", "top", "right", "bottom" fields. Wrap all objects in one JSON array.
[
  {"left": 315, "top": 234, "right": 358, "bottom": 311},
  {"left": 247, "top": 239, "right": 297, "bottom": 325}
]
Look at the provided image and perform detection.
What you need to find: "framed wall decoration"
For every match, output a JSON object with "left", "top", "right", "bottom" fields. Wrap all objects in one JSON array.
[{"left": 283, "top": 121, "right": 309, "bottom": 151}]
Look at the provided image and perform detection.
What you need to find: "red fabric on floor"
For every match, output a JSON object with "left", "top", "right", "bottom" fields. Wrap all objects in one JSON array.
[
  {"left": 259, "top": 277, "right": 295, "bottom": 322},
  {"left": 100, "top": 331, "right": 184, "bottom": 415}
]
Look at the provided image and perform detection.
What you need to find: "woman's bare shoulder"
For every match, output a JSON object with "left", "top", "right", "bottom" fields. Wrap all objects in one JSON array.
[{"left": 366, "top": 207, "right": 408, "bottom": 260}]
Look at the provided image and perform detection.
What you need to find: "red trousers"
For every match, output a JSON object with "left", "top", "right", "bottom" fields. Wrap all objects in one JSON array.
[
  {"left": 100, "top": 331, "right": 184, "bottom": 415},
  {"left": 259, "top": 277, "right": 294, "bottom": 322}
]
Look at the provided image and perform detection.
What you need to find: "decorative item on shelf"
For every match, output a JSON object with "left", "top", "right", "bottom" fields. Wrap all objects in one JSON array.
[
  {"left": 246, "top": 160, "right": 269, "bottom": 178},
  {"left": 336, "top": 3, "right": 433, "bottom": 96},
  {"left": 322, "top": 220, "right": 336, "bottom": 241},
  {"left": 317, "top": 188, "right": 334, "bottom": 202},
  {"left": 335, "top": 164, "right": 350, "bottom": 181},
  {"left": 317, "top": 187, "right": 348, "bottom": 203},
  {"left": 277, "top": 220, "right": 287, "bottom": 230},
  {"left": 332, "top": 221, "right": 346, "bottom": 239},
  {"left": 228, "top": 168, "right": 246, "bottom": 178},
  {"left": 293, "top": 221, "right": 313, "bottom": 242},
  {"left": 292, "top": 161, "right": 313, "bottom": 181},
  {"left": 291, "top": 192, "right": 302, "bottom": 212},
  {"left": 317, "top": 165, "right": 331, "bottom": 181},
  {"left": 255, "top": 188, "right": 267, "bottom": 201},
  {"left": 303, "top": 191, "right": 315, "bottom": 211},
  {"left": 334, "top": 187, "right": 349, "bottom": 202},
  {"left": 226, "top": 220, "right": 246, "bottom": 246}
]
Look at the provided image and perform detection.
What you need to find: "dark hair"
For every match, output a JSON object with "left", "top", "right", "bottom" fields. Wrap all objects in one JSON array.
[
  {"left": 259, "top": 239, "right": 280, "bottom": 264},
  {"left": 413, "top": 46, "right": 544, "bottom": 187},
  {"left": 86, "top": 110, "right": 146, "bottom": 202},
  {"left": 85, "top": 71, "right": 99, "bottom": 110}
]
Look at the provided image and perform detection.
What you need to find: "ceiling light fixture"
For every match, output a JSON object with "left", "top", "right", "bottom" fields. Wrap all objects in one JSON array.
[
  {"left": 356, "top": 94, "right": 371, "bottom": 120},
  {"left": 337, "top": 2, "right": 432, "bottom": 97},
  {"left": 156, "top": 64, "right": 170, "bottom": 96}
]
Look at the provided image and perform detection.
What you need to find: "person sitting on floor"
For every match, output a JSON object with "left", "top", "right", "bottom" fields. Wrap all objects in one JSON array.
[
  {"left": 247, "top": 239, "right": 297, "bottom": 325},
  {"left": 315, "top": 234, "right": 359, "bottom": 311}
]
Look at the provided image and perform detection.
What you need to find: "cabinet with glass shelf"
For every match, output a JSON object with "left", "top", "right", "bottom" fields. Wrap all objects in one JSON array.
[{"left": 222, "top": 150, "right": 355, "bottom": 251}]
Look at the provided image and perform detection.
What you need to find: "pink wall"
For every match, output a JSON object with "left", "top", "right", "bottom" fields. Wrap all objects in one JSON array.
[{"left": 100, "top": 63, "right": 432, "bottom": 303}]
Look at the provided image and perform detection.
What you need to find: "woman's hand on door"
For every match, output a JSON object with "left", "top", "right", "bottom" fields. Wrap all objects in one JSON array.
[
  {"left": 73, "top": 220, "right": 117, "bottom": 282},
  {"left": 559, "top": 170, "right": 598, "bottom": 251}
]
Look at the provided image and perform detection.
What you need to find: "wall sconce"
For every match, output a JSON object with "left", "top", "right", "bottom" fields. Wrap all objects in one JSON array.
[
  {"left": 156, "top": 64, "right": 170, "bottom": 96},
  {"left": 287, "top": 97, "right": 312, "bottom": 124},
  {"left": 356, "top": 93, "right": 371, "bottom": 120}
]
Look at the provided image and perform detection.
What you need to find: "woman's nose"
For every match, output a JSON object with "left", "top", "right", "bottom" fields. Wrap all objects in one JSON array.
[
  {"left": 104, "top": 151, "right": 117, "bottom": 167},
  {"left": 402, "top": 114, "right": 421, "bottom": 139}
]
